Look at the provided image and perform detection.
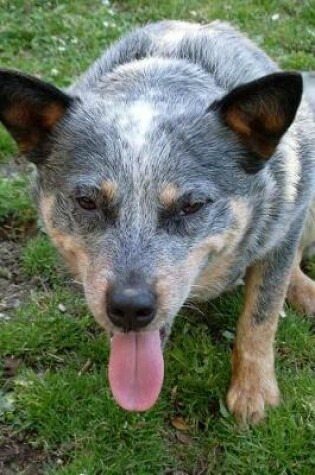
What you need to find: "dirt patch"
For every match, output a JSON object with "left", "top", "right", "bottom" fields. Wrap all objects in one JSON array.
[
  {"left": 0, "top": 163, "right": 53, "bottom": 474},
  {"left": 0, "top": 213, "right": 37, "bottom": 242},
  {"left": 0, "top": 427, "right": 52, "bottom": 475}
]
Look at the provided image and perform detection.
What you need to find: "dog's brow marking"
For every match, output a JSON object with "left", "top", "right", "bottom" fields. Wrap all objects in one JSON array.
[
  {"left": 160, "top": 184, "right": 178, "bottom": 206},
  {"left": 101, "top": 180, "right": 118, "bottom": 200}
]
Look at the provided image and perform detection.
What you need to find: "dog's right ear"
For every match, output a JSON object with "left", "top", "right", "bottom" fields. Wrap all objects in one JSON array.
[{"left": 0, "top": 69, "right": 73, "bottom": 160}]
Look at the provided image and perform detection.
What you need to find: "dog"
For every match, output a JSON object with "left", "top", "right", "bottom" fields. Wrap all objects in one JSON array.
[{"left": 0, "top": 20, "right": 314, "bottom": 424}]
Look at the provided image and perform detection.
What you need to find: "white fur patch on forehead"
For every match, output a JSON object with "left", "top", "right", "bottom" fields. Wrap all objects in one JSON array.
[{"left": 118, "top": 100, "right": 156, "bottom": 155}]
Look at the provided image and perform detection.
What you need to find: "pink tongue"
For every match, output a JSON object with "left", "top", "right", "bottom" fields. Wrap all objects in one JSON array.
[{"left": 108, "top": 330, "right": 164, "bottom": 411}]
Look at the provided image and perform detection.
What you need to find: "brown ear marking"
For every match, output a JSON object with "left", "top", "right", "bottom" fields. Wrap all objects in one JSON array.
[
  {"left": 0, "top": 69, "right": 73, "bottom": 154},
  {"left": 211, "top": 72, "right": 303, "bottom": 160}
]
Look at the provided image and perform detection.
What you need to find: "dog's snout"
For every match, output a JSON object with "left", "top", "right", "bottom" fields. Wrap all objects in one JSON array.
[{"left": 107, "top": 284, "right": 157, "bottom": 331}]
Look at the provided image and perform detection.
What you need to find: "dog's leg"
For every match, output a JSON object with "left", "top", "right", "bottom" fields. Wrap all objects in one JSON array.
[
  {"left": 287, "top": 203, "right": 315, "bottom": 315},
  {"left": 287, "top": 250, "right": 315, "bottom": 315},
  {"left": 227, "top": 242, "right": 297, "bottom": 424}
]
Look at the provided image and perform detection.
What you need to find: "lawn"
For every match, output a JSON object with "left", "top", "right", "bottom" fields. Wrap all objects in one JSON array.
[{"left": 0, "top": 1, "right": 314, "bottom": 474}]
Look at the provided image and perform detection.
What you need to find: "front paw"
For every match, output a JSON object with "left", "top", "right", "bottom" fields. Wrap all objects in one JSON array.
[
  {"left": 227, "top": 368, "right": 280, "bottom": 425},
  {"left": 287, "top": 267, "right": 315, "bottom": 316}
]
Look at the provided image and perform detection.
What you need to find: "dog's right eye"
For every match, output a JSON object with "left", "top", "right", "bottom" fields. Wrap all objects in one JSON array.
[{"left": 76, "top": 196, "right": 97, "bottom": 211}]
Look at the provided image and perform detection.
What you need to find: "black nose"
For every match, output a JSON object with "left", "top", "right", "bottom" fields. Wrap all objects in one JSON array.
[{"left": 107, "top": 284, "right": 157, "bottom": 331}]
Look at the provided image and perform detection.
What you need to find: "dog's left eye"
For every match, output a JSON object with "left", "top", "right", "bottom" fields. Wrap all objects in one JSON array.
[
  {"left": 179, "top": 201, "right": 205, "bottom": 216},
  {"left": 76, "top": 196, "right": 97, "bottom": 211}
]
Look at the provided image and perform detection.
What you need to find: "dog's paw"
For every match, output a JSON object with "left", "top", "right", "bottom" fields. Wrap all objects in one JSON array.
[
  {"left": 287, "top": 267, "right": 315, "bottom": 316},
  {"left": 227, "top": 373, "right": 280, "bottom": 425}
]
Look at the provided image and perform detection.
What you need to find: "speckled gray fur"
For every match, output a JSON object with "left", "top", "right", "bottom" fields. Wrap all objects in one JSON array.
[
  {"left": 4, "top": 21, "right": 315, "bottom": 334},
  {"left": 2, "top": 20, "right": 315, "bottom": 420}
]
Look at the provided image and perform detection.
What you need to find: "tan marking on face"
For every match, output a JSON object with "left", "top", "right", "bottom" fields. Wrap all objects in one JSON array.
[
  {"left": 52, "top": 231, "right": 89, "bottom": 278},
  {"left": 155, "top": 269, "right": 183, "bottom": 317},
  {"left": 193, "top": 199, "right": 252, "bottom": 299},
  {"left": 41, "top": 195, "right": 115, "bottom": 332},
  {"left": 155, "top": 200, "right": 252, "bottom": 320},
  {"left": 160, "top": 184, "right": 178, "bottom": 207},
  {"left": 40, "top": 195, "right": 55, "bottom": 229},
  {"left": 40, "top": 195, "right": 88, "bottom": 278},
  {"left": 83, "top": 261, "right": 113, "bottom": 331},
  {"left": 154, "top": 233, "right": 232, "bottom": 328},
  {"left": 101, "top": 180, "right": 118, "bottom": 201}
]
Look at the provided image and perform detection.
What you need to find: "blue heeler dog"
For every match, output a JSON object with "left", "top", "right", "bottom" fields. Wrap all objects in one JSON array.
[{"left": 1, "top": 21, "right": 314, "bottom": 424}]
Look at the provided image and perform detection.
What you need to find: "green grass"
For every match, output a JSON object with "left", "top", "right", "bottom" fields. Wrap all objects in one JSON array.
[
  {"left": 21, "top": 235, "right": 63, "bottom": 286},
  {"left": 0, "top": 177, "right": 34, "bottom": 220},
  {"left": 0, "top": 1, "right": 314, "bottom": 474},
  {"left": 0, "top": 130, "right": 15, "bottom": 162},
  {"left": 0, "top": 176, "right": 37, "bottom": 238},
  {"left": 1, "top": 287, "right": 314, "bottom": 474}
]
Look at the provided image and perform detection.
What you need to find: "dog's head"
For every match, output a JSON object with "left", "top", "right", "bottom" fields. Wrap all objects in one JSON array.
[{"left": 0, "top": 63, "right": 302, "bottom": 410}]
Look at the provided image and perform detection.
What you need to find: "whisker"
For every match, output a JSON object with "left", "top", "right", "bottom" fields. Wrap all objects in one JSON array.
[{"left": 182, "top": 302, "right": 205, "bottom": 317}]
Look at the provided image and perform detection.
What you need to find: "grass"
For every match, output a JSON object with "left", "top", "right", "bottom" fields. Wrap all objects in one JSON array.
[
  {"left": 0, "top": 1, "right": 314, "bottom": 474},
  {"left": 21, "top": 235, "right": 62, "bottom": 286},
  {"left": 0, "top": 177, "right": 34, "bottom": 220},
  {"left": 0, "top": 176, "right": 37, "bottom": 239}
]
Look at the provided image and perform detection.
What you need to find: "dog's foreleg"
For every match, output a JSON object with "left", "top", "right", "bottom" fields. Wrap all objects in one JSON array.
[
  {"left": 287, "top": 203, "right": 315, "bottom": 315},
  {"left": 227, "top": 239, "right": 299, "bottom": 424}
]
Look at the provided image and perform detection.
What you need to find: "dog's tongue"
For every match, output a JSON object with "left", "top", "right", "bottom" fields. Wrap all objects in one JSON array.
[{"left": 108, "top": 330, "right": 164, "bottom": 411}]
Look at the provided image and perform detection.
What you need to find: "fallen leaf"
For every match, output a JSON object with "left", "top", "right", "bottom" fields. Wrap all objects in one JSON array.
[{"left": 171, "top": 416, "right": 191, "bottom": 431}]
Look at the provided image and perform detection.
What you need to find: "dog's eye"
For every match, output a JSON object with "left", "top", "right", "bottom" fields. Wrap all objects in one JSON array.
[
  {"left": 76, "top": 196, "right": 97, "bottom": 211},
  {"left": 179, "top": 201, "right": 205, "bottom": 216}
]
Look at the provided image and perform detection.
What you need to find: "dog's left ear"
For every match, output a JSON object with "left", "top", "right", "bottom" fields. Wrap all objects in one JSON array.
[
  {"left": 211, "top": 72, "right": 303, "bottom": 163},
  {"left": 0, "top": 69, "right": 73, "bottom": 157}
]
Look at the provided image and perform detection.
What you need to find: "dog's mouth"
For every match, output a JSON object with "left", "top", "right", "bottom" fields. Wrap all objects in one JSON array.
[{"left": 108, "top": 326, "right": 166, "bottom": 412}]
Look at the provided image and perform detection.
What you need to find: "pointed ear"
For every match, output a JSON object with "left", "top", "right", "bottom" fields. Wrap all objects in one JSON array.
[
  {"left": 211, "top": 72, "right": 303, "bottom": 162},
  {"left": 0, "top": 69, "right": 73, "bottom": 156}
]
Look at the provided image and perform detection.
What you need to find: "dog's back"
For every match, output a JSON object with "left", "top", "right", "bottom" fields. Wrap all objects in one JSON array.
[{"left": 74, "top": 21, "right": 278, "bottom": 93}]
